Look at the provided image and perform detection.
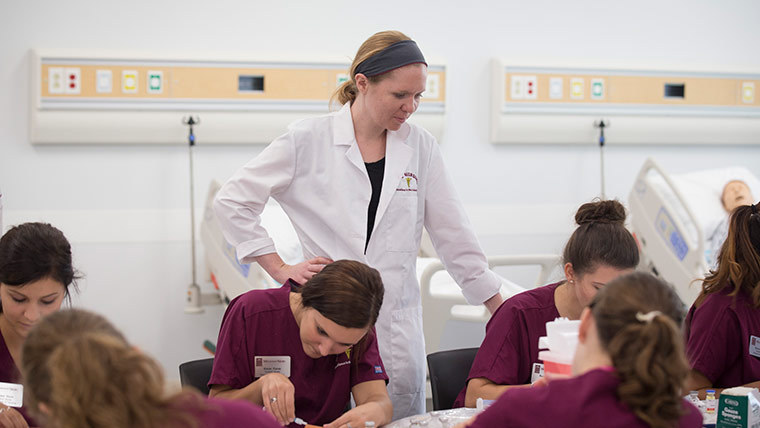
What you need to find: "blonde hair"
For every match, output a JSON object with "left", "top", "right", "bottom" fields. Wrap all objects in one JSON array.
[
  {"left": 329, "top": 30, "right": 412, "bottom": 108},
  {"left": 21, "top": 309, "right": 205, "bottom": 428},
  {"left": 591, "top": 272, "right": 689, "bottom": 428}
]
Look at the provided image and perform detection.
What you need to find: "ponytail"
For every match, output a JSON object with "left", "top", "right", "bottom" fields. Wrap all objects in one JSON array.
[{"left": 591, "top": 272, "right": 689, "bottom": 428}]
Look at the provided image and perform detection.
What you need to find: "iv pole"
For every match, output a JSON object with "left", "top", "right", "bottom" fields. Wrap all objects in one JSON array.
[
  {"left": 183, "top": 116, "right": 204, "bottom": 314},
  {"left": 593, "top": 119, "right": 609, "bottom": 199}
]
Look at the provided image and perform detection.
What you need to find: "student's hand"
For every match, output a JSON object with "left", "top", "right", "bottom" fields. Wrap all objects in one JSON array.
[
  {"left": 323, "top": 402, "right": 383, "bottom": 428},
  {"left": 0, "top": 406, "right": 29, "bottom": 428},
  {"left": 531, "top": 372, "right": 570, "bottom": 388},
  {"left": 260, "top": 373, "right": 296, "bottom": 426}
]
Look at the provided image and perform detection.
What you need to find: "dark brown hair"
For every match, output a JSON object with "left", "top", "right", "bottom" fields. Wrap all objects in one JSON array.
[
  {"left": 563, "top": 199, "right": 639, "bottom": 275},
  {"left": 330, "top": 30, "right": 412, "bottom": 107},
  {"left": 0, "top": 222, "right": 80, "bottom": 311},
  {"left": 700, "top": 203, "right": 760, "bottom": 307},
  {"left": 299, "top": 259, "right": 384, "bottom": 329},
  {"left": 22, "top": 309, "right": 206, "bottom": 428},
  {"left": 591, "top": 272, "right": 689, "bottom": 428}
]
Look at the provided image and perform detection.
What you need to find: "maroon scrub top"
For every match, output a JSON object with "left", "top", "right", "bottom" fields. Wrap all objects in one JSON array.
[
  {"left": 466, "top": 368, "right": 703, "bottom": 428},
  {"left": 453, "top": 282, "right": 561, "bottom": 407},
  {"left": 685, "top": 285, "right": 760, "bottom": 388},
  {"left": 209, "top": 281, "right": 388, "bottom": 427},
  {"left": 185, "top": 397, "right": 280, "bottom": 428},
  {"left": 0, "top": 329, "right": 36, "bottom": 426}
]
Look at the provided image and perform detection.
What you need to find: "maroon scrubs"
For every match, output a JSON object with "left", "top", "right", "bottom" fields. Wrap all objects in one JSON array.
[
  {"left": 453, "top": 282, "right": 561, "bottom": 407},
  {"left": 185, "top": 397, "right": 280, "bottom": 428},
  {"left": 685, "top": 285, "right": 760, "bottom": 388},
  {"left": 209, "top": 281, "right": 388, "bottom": 427},
  {"left": 466, "top": 368, "right": 703, "bottom": 428},
  {"left": 0, "top": 330, "right": 36, "bottom": 426}
]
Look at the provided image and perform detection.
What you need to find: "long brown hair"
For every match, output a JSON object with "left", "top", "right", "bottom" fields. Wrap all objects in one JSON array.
[
  {"left": 329, "top": 30, "right": 412, "bottom": 107},
  {"left": 700, "top": 203, "right": 760, "bottom": 307},
  {"left": 21, "top": 309, "right": 205, "bottom": 428},
  {"left": 563, "top": 199, "right": 640, "bottom": 275},
  {"left": 591, "top": 272, "right": 689, "bottom": 428}
]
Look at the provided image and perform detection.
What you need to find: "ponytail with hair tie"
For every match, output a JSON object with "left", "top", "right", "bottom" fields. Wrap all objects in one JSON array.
[{"left": 635, "top": 311, "right": 662, "bottom": 323}]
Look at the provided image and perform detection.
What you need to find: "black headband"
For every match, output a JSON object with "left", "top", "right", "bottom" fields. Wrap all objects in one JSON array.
[{"left": 354, "top": 40, "right": 427, "bottom": 78}]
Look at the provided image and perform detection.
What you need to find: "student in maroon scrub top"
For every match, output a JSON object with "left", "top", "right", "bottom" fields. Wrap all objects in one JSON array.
[
  {"left": 0, "top": 223, "right": 79, "bottom": 428},
  {"left": 21, "top": 308, "right": 279, "bottom": 428},
  {"left": 685, "top": 201, "right": 760, "bottom": 398},
  {"left": 456, "top": 200, "right": 639, "bottom": 408},
  {"left": 456, "top": 272, "right": 703, "bottom": 428},
  {"left": 209, "top": 260, "right": 392, "bottom": 428}
]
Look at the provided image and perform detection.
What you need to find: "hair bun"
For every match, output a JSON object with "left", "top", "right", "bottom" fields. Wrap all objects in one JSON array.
[{"left": 575, "top": 199, "right": 626, "bottom": 226}]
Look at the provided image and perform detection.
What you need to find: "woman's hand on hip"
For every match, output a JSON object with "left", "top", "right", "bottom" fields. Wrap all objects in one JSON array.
[
  {"left": 0, "top": 406, "right": 29, "bottom": 428},
  {"left": 260, "top": 373, "right": 296, "bottom": 425}
]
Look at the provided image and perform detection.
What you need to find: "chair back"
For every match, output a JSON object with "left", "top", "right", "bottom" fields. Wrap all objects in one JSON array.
[
  {"left": 426, "top": 347, "right": 479, "bottom": 410},
  {"left": 179, "top": 358, "right": 214, "bottom": 395}
]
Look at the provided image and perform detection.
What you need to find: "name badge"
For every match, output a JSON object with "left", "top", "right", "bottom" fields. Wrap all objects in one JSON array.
[
  {"left": 254, "top": 356, "right": 291, "bottom": 378},
  {"left": 0, "top": 382, "right": 23, "bottom": 408},
  {"left": 530, "top": 363, "right": 545, "bottom": 384},
  {"left": 749, "top": 336, "right": 760, "bottom": 359}
]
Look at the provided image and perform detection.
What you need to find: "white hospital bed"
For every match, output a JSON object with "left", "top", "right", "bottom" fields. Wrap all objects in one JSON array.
[{"left": 628, "top": 158, "right": 760, "bottom": 306}]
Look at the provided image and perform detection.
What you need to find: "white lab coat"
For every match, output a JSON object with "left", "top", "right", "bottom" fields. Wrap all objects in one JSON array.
[{"left": 214, "top": 103, "right": 501, "bottom": 419}]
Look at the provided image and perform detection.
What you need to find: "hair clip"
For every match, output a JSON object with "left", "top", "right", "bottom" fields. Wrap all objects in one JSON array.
[{"left": 635, "top": 311, "right": 662, "bottom": 323}]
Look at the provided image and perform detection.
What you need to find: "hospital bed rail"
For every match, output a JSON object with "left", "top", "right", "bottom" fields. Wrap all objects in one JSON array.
[
  {"left": 419, "top": 254, "right": 560, "bottom": 355},
  {"left": 628, "top": 158, "right": 708, "bottom": 306}
]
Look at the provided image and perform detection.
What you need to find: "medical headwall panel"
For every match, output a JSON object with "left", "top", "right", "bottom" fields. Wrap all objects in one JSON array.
[
  {"left": 30, "top": 50, "right": 446, "bottom": 144},
  {"left": 491, "top": 59, "right": 760, "bottom": 144}
]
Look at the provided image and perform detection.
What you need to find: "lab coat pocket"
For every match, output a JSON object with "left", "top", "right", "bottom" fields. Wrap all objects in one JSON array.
[
  {"left": 389, "top": 306, "right": 425, "bottom": 395},
  {"left": 385, "top": 195, "right": 418, "bottom": 252}
]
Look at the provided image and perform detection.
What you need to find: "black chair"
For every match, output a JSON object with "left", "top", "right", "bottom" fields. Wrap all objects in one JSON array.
[
  {"left": 426, "top": 347, "right": 479, "bottom": 410},
  {"left": 179, "top": 358, "right": 214, "bottom": 395}
]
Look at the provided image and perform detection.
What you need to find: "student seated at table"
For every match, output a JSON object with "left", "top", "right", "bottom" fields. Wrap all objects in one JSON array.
[
  {"left": 456, "top": 272, "right": 703, "bottom": 428},
  {"left": 685, "top": 201, "right": 760, "bottom": 398},
  {"left": 21, "top": 308, "right": 278, "bottom": 428},
  {"left": 0, "top": 222, "right": 79, "bottom": 428},
  {"left": 454, "top": 199, "right": 639, "bottom": 408},
  {"left": 209, "top": 260, "right": 392, "bottom": 428}
]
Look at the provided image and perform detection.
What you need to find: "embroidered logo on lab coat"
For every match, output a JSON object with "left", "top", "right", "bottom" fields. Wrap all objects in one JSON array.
[{"left": 396, "top": 172, "right": 418, "bottom": 192}]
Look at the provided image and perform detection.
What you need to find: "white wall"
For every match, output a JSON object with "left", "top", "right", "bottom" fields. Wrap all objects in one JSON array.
[{"left": 1, "top": 0, "right": 759, "bottom": 377}]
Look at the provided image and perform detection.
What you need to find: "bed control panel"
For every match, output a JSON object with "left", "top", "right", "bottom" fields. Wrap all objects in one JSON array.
[{"left": 656, "top": 208, "right": 689, "bottom": 261}]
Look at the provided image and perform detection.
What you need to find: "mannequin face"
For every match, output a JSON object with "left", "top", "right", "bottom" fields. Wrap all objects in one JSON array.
[{"left": 722, "top": 180, "right": 753, "bottom": 213}]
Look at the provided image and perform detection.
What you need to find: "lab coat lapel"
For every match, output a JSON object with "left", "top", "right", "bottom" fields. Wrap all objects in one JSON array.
[
  {"left": 333, "top": 104, "right": 368, "bottom": 175},
  {"left": 373, "top": 127, "right": 413, "bottom": 230}
]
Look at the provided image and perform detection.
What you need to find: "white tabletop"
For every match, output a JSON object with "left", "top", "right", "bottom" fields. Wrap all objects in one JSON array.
[{"left": 383, "top": 408, "right": 481, "bottom": 428}]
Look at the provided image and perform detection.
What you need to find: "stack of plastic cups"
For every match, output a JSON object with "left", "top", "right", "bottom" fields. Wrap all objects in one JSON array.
[{"left": 537, "top": 317, "right": 581, "bottom": 377}]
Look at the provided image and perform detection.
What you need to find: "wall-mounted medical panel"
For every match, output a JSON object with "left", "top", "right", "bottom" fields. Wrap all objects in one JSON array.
[
  {"left": 491, "top": 59, "right": 760, "bottom": 144},
  {"left": 31, "top": 50, "right": 446, "bottom": 144}
]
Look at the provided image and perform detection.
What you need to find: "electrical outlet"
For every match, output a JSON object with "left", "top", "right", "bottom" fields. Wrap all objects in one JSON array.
[
  {"left": 425, "top": 74, "right": 440, "bottom": 99},
  {"left": 64, "top": 68, "right": 81, "bottom": 94},
  {"left": 524, "top": 75, "right": 537, "bottom": 100},
  {"left": 549, "top": 77, "right": 563, "bottom": 99},
  {"left": 742, "top": 82, "right": 755, "bottom": 104},
  {"left": 571, "top": 77, "right": 584, "bottom": 100},
  {"left": 510, "top": 75, "right": 525, "bottom": 100},
  {"left": 591, "top": 78, "right": 605, "bottom": 100},
  {"left": 48, "top": 67, "right": 64, "bottom": 94},
  {"left": 147, "top": 70, "right": 163, "bottom": 94},
  {"left": 96, "top": 70, "right": 112, "bottom": 93},
  {"left": 122, "top": 70, "right": 138, "bottom": 94}
]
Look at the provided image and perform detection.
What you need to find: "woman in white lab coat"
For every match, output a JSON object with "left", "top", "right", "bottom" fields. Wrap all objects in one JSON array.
[{"left": 213, "top": 30, "right": 503, "bottom": 419}]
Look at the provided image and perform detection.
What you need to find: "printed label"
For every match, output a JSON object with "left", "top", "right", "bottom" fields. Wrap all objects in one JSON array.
[{"left": 254, "top": 356, "right": 291, "bottom": 378}]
